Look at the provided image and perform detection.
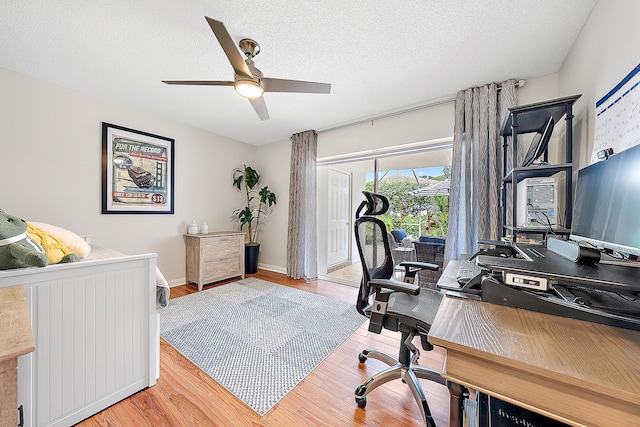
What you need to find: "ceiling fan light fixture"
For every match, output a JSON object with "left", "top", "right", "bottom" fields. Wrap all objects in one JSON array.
[
  {"left": 162, "top": 18, "right": 331, "bottom": 119},
  {"left": 234, "top": 79, "right": 263, "bottom": 98}
]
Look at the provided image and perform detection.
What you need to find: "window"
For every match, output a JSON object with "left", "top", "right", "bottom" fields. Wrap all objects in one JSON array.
[{"left": 317, "top": 139, "right": 452, "bottom": 285}]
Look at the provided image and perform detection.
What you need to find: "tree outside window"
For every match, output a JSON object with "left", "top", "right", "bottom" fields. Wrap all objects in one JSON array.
[{"left": 365, "top": 166, "right": 449, "bottom": 238}]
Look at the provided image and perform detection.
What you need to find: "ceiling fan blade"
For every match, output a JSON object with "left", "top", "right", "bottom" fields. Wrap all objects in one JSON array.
[
  {"left": 205, "top": 17, "right": 252, "bottom": 79},
  {"left": 249, "top": 96, "right": 269, "bottom": 120},
  {"left": 262, "top": 78, "right": 331, "bottom": 94},
  {"left": 162, "top": 80, "right": 234, "bottom": 86}
]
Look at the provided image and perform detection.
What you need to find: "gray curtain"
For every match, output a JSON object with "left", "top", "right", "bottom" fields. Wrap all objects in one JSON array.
[
  {"left": 287, "top": 130, "right": 318, "bottom": 280},
  {"left": 446, "top": 80, "right": 518, "bottom": 262}
]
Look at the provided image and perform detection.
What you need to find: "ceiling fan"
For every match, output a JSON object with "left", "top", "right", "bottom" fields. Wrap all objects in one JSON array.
[{"left": 163, "top": 17, "right": 331, "bottom": 120}]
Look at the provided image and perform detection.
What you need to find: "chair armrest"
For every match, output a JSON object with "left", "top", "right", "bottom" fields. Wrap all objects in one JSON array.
[
  {"left": 399, "top": 261, "right": 440, "bottom": 271},
  {"left": 369, "top": 279, "right": 420, "bottom": 296}
]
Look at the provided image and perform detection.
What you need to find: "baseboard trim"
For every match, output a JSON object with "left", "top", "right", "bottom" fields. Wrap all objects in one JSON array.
[
  {"left": 258, "top": 263, "right": 287, "bottom": 274},
  {"left": 170, "top": 266, "right": 288, "bottom": 287},
  {"left": 169, "top": 277, "right": 187, "bottom": 288},
  {"left": 327, "top": 260, "right": 353, "bottom": 273},
  {"left": 319, "top": 275, "right": 360, "bottom": 288}
]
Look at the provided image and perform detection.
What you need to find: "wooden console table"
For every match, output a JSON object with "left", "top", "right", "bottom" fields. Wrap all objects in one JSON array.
[
  {"left": 428, "top": 262, "right": 640, "bottom": 427},
  {"left": 0, "top": 286, "right": 35, "bottom": 427},
  {"left": 185, "top": 231, "right": 245, "bottom": 291}
]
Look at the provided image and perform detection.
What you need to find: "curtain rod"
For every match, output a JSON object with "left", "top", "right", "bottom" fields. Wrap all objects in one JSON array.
[
  {"left": 318, "top": 79, "right": 525, "bottom": 135},
  {"left": 498, "top": 79, "right": 526, "bottom": 90},
  {"left": 317, "top": 137, "right": 453, "bottom": 166},
  {"left": 317, "top": 98, "right": 455, "bottom": 134}
]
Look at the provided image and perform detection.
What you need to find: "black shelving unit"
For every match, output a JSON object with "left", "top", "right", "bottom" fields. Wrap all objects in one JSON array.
[{"left": 500, "top": 94, "right": 581, "bottom": 242}]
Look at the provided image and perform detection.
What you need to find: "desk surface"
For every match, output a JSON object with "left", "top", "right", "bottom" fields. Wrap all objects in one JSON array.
[
  {"left": 0, "top": 286, "right": 34, "bottom": 362},
  {"left": 429, "top": 261, "right": 640, "bottom": 427}
]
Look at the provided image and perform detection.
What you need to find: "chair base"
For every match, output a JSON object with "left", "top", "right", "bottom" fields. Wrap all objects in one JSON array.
[{"left": 355, "top": 348, "right": 445, "bottom": 427}]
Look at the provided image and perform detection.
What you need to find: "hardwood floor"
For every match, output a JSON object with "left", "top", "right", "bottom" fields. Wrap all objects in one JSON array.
[{"left": 76, "top": 270, "right": 450, "bottom": 427}]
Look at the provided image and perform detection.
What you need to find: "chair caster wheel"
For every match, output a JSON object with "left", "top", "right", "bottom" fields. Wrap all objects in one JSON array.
[
  {"left": 358, "top": 352, "right": 367, "bottom": 363},
  {"left": 355, "top": 396, "right": 367, "bottom": 408}
]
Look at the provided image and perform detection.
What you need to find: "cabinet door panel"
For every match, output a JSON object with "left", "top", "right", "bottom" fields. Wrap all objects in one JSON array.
[
  {"left": 203, "top": 257, "right": 241, "bottom": 282},
  {"left": 203, "top": 238, "right": 241, "bottom": 259}
]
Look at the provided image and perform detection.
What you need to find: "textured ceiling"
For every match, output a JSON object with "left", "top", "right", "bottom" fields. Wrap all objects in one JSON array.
[{"left": 0, "top": 1, "right": 597, "bottom": 146}]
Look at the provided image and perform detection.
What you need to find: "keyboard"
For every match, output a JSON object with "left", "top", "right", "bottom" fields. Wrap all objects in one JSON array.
[{"left": 456, "top": 259, "right": 486, "bottom": 284}]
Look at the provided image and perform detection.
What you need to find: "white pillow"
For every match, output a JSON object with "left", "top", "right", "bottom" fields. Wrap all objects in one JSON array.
[
  {"left": 28, "top": 222, "right": 92, "bottom": 258},
  {"left": 402, "top": 236, "right": 415, "bottom": 248},
  {"left": 156, "top": 267, "right": 169, "bottom": 288}
]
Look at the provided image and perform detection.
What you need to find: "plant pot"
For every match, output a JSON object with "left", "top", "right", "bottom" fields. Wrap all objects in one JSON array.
[{"left": 245, "top": 243, "right": 260, "bottom": 274}]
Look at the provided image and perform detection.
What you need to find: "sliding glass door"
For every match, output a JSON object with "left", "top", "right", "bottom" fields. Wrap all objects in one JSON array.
[{"left": 318, "top": 141, "right": 452, "bottom": 286}]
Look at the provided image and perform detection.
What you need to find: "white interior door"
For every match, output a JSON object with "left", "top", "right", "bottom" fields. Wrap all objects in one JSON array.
[{"left": 327, "top": 169, "right": 351, "bottom": 267}]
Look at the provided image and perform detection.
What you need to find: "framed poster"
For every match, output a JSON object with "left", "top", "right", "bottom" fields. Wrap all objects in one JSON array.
[{"left": 102, "top": 122, "right": 175, "bottom": 214}]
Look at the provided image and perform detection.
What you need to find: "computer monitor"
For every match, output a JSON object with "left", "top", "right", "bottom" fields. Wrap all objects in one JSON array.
[
  {"left": 570, "top": 143, "right": 640, "bottom": 258},
  {"left": 521, "top": 116, "right": 554, "bottom": 167}
]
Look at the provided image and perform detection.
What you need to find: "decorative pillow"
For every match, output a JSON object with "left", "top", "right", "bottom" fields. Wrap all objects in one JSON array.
[
  {"left": 26, "top": 224, "right": 79, "bottom": 264},
  {"left": 28, "top": 222, "right": 91, "bottom": 258},
  {"left": 401, "top": 236, "right": 415, "bottom": 248},
  {"left": 418, "top": 236, "right": 446, "bottom": 245},
  {"left": 156, "top": 267, "right": 169, "bottom": 288},
  {"left": 390, "top": 229, "right": 408, "bottom": 243}
]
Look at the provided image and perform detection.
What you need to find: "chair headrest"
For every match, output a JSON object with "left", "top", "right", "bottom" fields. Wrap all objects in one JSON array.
[{"left": 356, "top": 191, "right": 389, "bottom": 218}]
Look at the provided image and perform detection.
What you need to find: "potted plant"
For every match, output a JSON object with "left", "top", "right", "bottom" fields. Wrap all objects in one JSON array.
[{"left": 232, "top": 165, "right": 277, "bottom": 273}]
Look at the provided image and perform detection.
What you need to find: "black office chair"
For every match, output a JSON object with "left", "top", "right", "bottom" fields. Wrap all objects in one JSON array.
[{"left": 353, "top": 192, "right": 467, "bottom": 427}]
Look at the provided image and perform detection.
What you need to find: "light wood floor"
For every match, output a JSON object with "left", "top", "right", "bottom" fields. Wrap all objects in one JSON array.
[
  {"left": 76, "top": 270, "right": 450, "bottom": 426},
  {"left": 325, "top": 261, "right": 362, "bottom": 283}
]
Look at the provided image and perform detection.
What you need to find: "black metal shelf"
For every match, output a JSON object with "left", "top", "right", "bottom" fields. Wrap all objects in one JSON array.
[
  {"left": 499, "top": 95, "right": 582, "bottom": 136},
  {"left": 504, "top": 225, "right": 571, "bottom": 234},
  {"left": 501, "top": 95, "right": 581, "bottom": 242},
  {"left": 503, "top": 164, "right": 572, "bottom": 184}
]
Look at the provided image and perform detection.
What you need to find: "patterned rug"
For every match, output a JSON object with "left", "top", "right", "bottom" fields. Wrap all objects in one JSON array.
[{"left": 159, "top": 277, "right": 365, "bottom": 416}]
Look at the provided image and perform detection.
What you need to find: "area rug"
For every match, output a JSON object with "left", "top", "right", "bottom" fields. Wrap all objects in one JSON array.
[{"left": 159, "top": 277, "right": 365, "bottom": 416}]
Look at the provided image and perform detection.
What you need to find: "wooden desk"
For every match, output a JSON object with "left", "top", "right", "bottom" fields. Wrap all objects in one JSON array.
[
  {"left": 0, "top": 286, "right": 35, "bottom": 427},
  {"left": 429, "top": 263, "right": 640, "bottom": 427}
]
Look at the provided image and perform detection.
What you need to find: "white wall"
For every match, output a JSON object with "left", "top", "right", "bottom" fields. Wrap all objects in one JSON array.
[
  {"left": 253, "top": 139, "right": 291, "bottom": 272},
  {"left": 0, "top": 67, "right": 257, "bottom": 284},
  {"left": 558, "top": 0, "right": 640, "bottom": 170},
  {"left": 518, "top": 73, "right": 559, "bottom": 106},
  {"left": 318, "top": 102, "right": 455, "bottom": 158}
]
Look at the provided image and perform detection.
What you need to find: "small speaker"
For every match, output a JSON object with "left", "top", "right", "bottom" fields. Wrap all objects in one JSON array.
[{"left": 547, "top": 237, "right": 601, "bottom": 264}]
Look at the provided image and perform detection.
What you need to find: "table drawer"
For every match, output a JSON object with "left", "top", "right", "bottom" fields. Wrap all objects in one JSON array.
[
  {"left": 203, "top": 256, "right": 241, "bottom": 282},
  {"left": 203, "top": 237, "right": 242, "bottom": 259}
]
